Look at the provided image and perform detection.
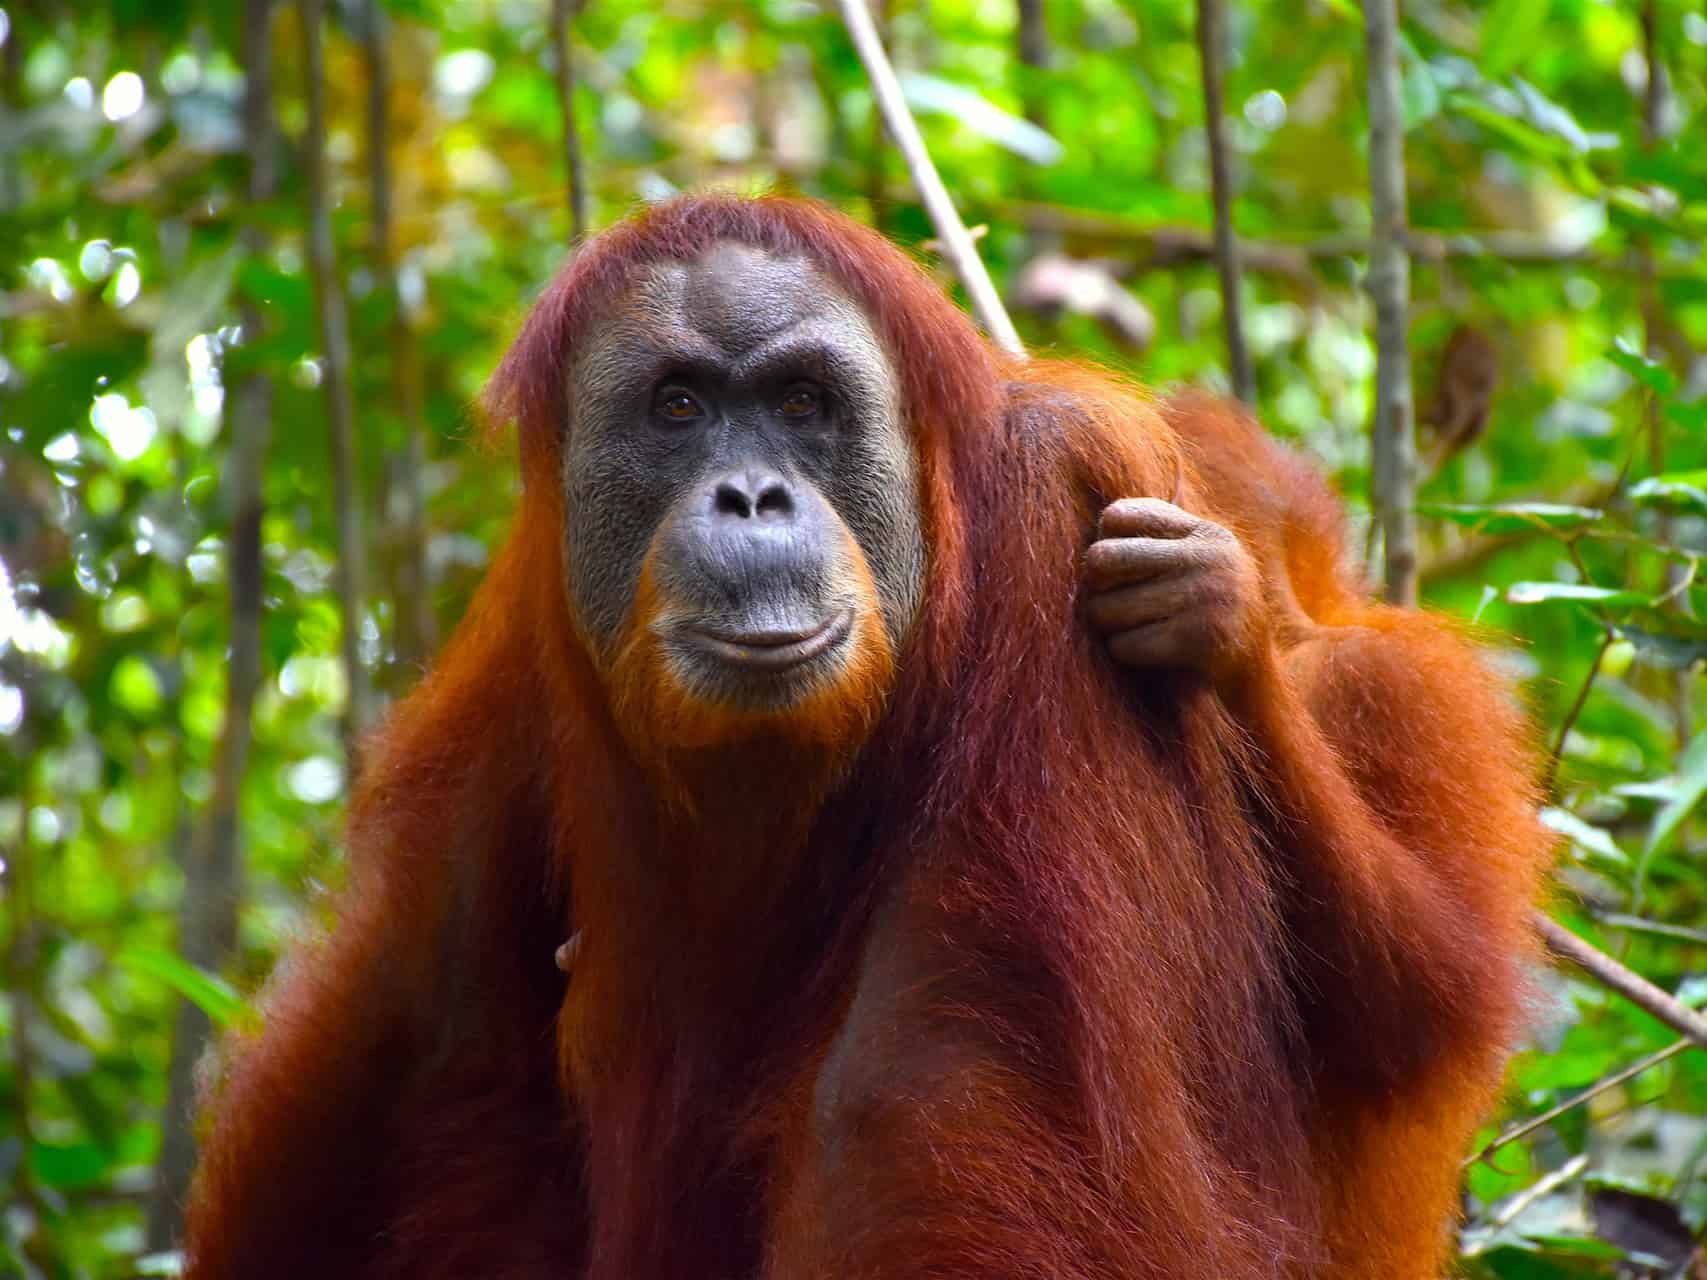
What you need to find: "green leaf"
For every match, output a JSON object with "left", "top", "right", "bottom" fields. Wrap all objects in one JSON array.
[
  {"left": 1481, "top": 0, "right": 1552, "bottom": 77},
  {"left": 110, "top": 654, "right": 164, "bottom": 716},
  {"left": 1665, "top": 399, "right": 1707, "bottom": 433},
  {"left": 1614, "top": 624, "right": 1707, "bottom": 672},
  {"left": 1540, "top": 807, "right": 1629, "bottom": 869},
  {"left": 1628, "top": 470, "right": 1707, "bottom": 517},
  {"left": 1399, "top": 38, "right": 1441, "bottom": 130},
  {"left": 1609, "top": 338, "right": 1679, "bottom": 397},
  {"left": 31, "top": 1141, "right": 113, "bottom": 1191},
  {"left": 1449, "top": 94, "right": 1576, "bottom": 160},
  {"left": 1515, "top": 1234, "right": 1625, "bottom": 1260},
  {"left": 899, "top": 73, "right": 1064, "bottom": 165},
  {"left": 1505, "top": 582, "right": 1652, "bottom": 610},
  {"left": 118, "top": 948, "right": 258, "bottom": 1031},
  {"left": 1420, "top": 503, "right": 1602, "bottom": 535},
  {"left": 1644, "top": 728, "right": 1707, "bottom": 858},
  {"left": 141, "top": 243, "right": 241, "bottom": 427}
]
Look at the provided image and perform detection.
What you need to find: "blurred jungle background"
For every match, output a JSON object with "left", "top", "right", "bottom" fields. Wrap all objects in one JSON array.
[{"left": 3, "top": 0, "right": 1707, "bottom": 1274}]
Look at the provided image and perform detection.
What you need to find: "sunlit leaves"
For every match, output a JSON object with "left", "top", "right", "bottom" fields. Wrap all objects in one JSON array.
[
  {"left": 1540, "top": 806, "right": 1629, "bottom": 871},
  {"left": 1629, "top": 471, "right": 1707, "bottom": 518},
  {"left": 1642, "top": 730, "right": 1707, "bottom": 862},
  {"left": 118, "top": 949, "right": 258, "bottom": 1032},
  {"left": 1420, "top": 503, "right": 1603, "bottom": 535},
  {"left": 5, "top": 0, "right": 1707, "bottom": 1274},
  {"left": 1505, "top": 582, "right": 1653, "bottom": 610},
  {"left": 1608, "top": 337, "right": 1679, "bottom": 397},
  {"left": 1479, "top": 0, "right": 1551, "bottom": 79}
]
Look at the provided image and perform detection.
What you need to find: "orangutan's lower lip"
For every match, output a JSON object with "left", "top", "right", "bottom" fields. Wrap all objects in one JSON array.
[{"left": 685, "top": 610, "right": 853, "bottom": 672}]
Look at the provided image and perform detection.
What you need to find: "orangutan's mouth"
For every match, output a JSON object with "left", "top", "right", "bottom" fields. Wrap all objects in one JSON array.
[{"left": 683, "top": 609, "right": 854, "bottom": 674}]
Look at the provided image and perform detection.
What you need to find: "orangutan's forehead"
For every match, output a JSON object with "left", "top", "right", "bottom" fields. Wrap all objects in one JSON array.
[
  {"left": 572, "top": 241, "right": 889, "bottom": 398},
  {"left": 627, "top": 242, "right": 873, "bottom": 356}
]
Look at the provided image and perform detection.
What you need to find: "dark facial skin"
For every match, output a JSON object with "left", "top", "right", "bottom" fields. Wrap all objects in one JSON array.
[{"left": 563, "top": 242, "right": 925, "bottom": 711}]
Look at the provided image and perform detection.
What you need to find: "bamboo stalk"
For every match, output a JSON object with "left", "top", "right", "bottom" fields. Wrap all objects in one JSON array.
[{"left": 836, "top": 0, "right": 1025, "bottom": 357}]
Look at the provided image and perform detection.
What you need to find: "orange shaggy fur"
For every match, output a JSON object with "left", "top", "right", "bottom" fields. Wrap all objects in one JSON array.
[{"left": 183, "top": 196, "right": 1548, "bottom": 1280}]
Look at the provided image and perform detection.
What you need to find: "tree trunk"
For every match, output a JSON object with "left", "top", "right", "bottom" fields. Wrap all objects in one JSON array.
[
  {"left": 1016, "top": 0, "right": 1048, "bottom": 129},
  {"left": 550, "top": 0, "right": 590, "bottom": 244},
  {"left": 145, "top": 0, "right": 277, "bottom": 1247},
  {"left": 363, "top": 0, "right": 437, "bottom": 676},
  {"left": 1362, "top": 0, "right": 1418, "bottom": 605},
  {"left": 1195, "top": 0, "right": 1253, "bottom": 404},
  {"left": 303, "top": 0, "right": 373, "bottom": 751},
  {"left": 866, "top": 0, "right": 894, "bottom": 233}
]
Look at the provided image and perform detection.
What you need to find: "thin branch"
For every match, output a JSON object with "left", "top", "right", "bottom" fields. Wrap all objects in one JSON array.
[
  {"left": 1594, "top": 912, "right": 1707, "bottom": 947},
  {"left": 995, "top": 201, "right": 1656, "bottom": 276},
  {"left": 1535, "top": 912, "right": 1707, "bottom": 1048},
  {"left": 1488, "top": 1153, "right": 1589, "bottom": 1228},
  {"left": 303, "top": 0, "right": 373, "bottom": 752},
  {"left": 1542, "top": 631, "right": 1613, "bottom": 797},
  {"left": 836, "top": 0, "right": 1025, "bottom": 357},
  {"left": 1418, "top": 480, "right": 1621, "bottom": 586},
  {"left": 1465, "top": 1038, "right": 1692, "bottom": 1168},
  {"left": 1362, "top": 0, "right": 1418, "bottom": 605},
  {"left": 550, "top": 0, "right": 590, "bottom": 244},
  {"left": 1640, "top": 0, "right": 1664, "bottom": 152},
  {"left": 1194, "top": 0, "right": 1253, "bottom": 403}
]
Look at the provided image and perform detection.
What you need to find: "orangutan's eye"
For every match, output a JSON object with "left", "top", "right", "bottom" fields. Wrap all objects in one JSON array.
[
  {"left": 778, "top": 384, "right": 822, "bottom": 420},
  {"left": 654, "top": 387, "right": 705, "bottom": 423}
]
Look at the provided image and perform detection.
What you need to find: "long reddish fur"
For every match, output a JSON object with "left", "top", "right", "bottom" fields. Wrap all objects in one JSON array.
[{"left": 184, "top": 194, "right": 1549, "bottom": 1279}]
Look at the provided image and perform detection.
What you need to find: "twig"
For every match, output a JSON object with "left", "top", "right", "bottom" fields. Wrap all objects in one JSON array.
[
  {"left": 1417, "top": 480, "right": 1620, "bottom": 586},
  {"left": 1535, "top": 912, "right": 1707, "bottom": 1048},
  {"left": 1194, "top": 0, "right": 1253, "bottom": 403},
  {"left": 1489, "top": 1153, "right": 1590, "bottom": 1227},
  {"left": 1594, "top": 912, "right": 1707, "bottom": 948},
  {"left": 993, "top": 202, "right": 1661, "bottom": 277},
  {"left": 1542, "top": 631, "right": 1612, "bottom": 797},
  {"left": 835, "top": 0, "right": 1025, "bottom": 357},
  {"left": 1465, "top": 1039, "right": 1691, "bottom": 1168}
]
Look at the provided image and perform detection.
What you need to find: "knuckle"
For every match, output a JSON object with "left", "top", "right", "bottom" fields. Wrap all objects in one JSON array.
[
  {"left": 1103, "top": 496, "right": 1184, "bottom": 534},
  {"left": 1099, "top": 497, "right": 1147, "bottom": 529}
]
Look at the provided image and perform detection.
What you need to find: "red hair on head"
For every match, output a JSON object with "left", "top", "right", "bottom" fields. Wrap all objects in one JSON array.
[{"left": 184, "top": 193, "right": 1547, "bottom": 1280}]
